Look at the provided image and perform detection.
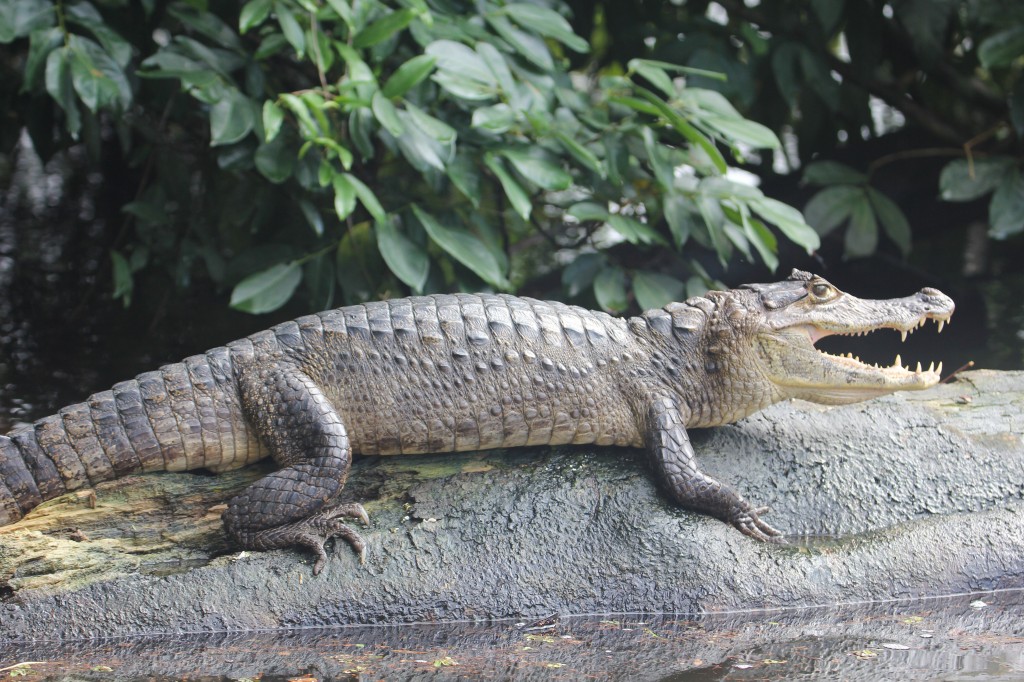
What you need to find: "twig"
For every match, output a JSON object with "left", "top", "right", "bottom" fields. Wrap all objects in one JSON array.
[
  {"left": 0, "top": 662, "right": 48, "bottom": 673},
  {"left": 940, "top": 360, "right": 974, "bottom": 383}
]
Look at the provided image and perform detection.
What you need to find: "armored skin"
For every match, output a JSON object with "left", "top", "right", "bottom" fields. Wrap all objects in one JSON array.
[{"left": 0, "top": 270, "right": 955, "bottom": 573}]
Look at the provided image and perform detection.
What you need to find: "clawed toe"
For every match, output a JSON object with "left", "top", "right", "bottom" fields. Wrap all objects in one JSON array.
[
  {"left": 326, "top": 502, "right": 370, "bottom": 526},
  {"left": 731, "top": 505, "right": 787, "bottom": 543}
]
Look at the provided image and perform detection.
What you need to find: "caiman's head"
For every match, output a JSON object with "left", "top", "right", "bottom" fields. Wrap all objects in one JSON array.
[{"left": 741, "top": 269, "right": 955, "bottom": 405}]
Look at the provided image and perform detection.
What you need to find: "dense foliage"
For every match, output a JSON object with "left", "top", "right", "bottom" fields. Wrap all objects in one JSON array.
[
  {"left": 0, "top": 0, "right": 820, "bottom": 313},
  {"left": 1, "top": 1, "right": 1021, "bottom": 314},
  {"left": 574, "top": 0, "right": 1024, "bottom": 259}
]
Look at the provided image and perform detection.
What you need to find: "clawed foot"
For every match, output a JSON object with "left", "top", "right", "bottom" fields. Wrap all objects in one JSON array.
[
  {"left": 247, "top": 502, "right": 371, "bottom": 575},
  {"left": 730, "top": 504, "right": 787, "bottom": 544}
]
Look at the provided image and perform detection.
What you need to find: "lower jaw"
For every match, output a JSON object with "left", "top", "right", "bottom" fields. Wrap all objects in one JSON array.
[{"left": 786, "top": 381, "right": 937, "bottom": 405}]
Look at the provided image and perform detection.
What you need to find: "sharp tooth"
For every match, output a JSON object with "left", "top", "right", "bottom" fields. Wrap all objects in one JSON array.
[
  {"left": 937, "top": 320, "right": 945, "bottom": 333},
  {"left": 928, "top": 361, "right": 935, "bottom": 372},
  {"left": 937, "top": 361, "right": 943, "bottom": 375},
  {"left": 901, "top": 330, "right": 908, "bottom": 342},
  {"left": 916, "top": 361, "right": 922, "bottom": 373},
  {"left": 894, "top": 353, "right": 902, "bottom": 369}
]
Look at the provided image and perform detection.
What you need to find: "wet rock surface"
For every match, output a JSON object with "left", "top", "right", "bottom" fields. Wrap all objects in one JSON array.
[{"left": 0, "top": 370, "right": 1021, "bottom": 644}]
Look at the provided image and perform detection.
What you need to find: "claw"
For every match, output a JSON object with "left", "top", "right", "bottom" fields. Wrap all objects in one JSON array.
[{"left": 731, "top": 504, "right": 787, "bottom": 543}]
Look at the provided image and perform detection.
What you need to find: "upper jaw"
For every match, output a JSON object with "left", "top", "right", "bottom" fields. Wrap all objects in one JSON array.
[{"left": 791, "top": 287, "right": 955, "bottom": 344}]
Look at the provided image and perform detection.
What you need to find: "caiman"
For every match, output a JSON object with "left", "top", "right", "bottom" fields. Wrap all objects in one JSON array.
[{"left": 0, "top": 270, "right": 954, "bottom": 573}]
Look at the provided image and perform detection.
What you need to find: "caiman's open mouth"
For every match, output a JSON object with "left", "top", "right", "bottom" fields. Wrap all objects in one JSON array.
[{"left": 796, "top": 308, "right": 953, "bottom": 384}]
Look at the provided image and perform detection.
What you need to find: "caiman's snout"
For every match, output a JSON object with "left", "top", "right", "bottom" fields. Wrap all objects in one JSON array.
[
  {"left": 915, "top": 287, "right": 955, "bottom": 317},
  {"left": 894, "top": 286, "right": 955, "bottom": 339}
]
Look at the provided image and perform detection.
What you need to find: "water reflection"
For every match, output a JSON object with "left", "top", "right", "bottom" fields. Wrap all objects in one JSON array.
[{"left": 1, "top": 591, "right": 1021, "bottom": 680}]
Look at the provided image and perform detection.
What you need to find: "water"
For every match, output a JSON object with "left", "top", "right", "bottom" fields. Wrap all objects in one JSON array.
[{"left": 1, "top": 591, "right": 1022, "bottom": 680}]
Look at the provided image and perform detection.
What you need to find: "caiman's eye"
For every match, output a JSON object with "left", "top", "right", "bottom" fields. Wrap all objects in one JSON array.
[{"left": 810, "top": 282, "right": 834, "bottom": 299}]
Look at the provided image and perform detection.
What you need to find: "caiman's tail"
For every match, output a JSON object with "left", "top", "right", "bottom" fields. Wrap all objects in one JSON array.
[{"left": 0, "top": 350, "right": 263, "bottom": 526}]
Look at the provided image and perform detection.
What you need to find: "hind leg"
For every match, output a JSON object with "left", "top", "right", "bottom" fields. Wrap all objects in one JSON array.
[{"left": 223, "top": 363, "right": 367, "bottom": 574}]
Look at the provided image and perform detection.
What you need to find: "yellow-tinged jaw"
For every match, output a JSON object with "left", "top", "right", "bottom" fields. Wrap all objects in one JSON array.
[{"left": 749, "top": 273, "right": 956, "bottom": 405}]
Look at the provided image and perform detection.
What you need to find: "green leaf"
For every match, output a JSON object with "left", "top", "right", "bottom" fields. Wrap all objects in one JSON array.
[
  {"left": 771, "top": 42, "right": 802, "bottom": 106},
  {"left": 697, "top": 194, "right": 730, "bottom": 265},
  {"left": 845, "top": 198, "right": 879, "bottom": 257},
  {"left": 989, "top": 168, "right": 1024, "bottom": 239},
  {"left": 802, "top": 186, "right": 863, "bottom": 236},
  {"left": 412, "top": 204, "right": 510, "bottom": 289},
  {"left": 230, "top": 262, "right": 302, "bottom": 313},
  {"left": 262, "top": 99, "right": 285, "bottom": 142},
  {"left": 210, "top": 88, "right": 255, "bottom": 146},
  {"left": 447, "top": 153, "right": 481, "bottom": 207},
  {"left": 742, "top": 211, "right": 779, "bottom": 272},
  {"left": 702, "top": 116, "right": 781, "bottom": 149},
  {"left": 892, "top": 0, "right": 955, "bottom": 66},
  {"left": 811, "top": 0, "right": 845, "bottom": 35},
  {"left": 279, "top": 92, "right": 319, "bottom": 136},
  {"left": 593, "top": 266, "right": 628, "bottom": 312},
  {"left": 298, "top": 199, "right": 323, "bottom": 236},
  {"left": 633, "top": 272, "right": 685, "bottom": 310},
  {"left": 939, "top": 158, "right": 1015, "bottom": 202},
  {"left": 304, "top": 253, "right": 335, "bottom": 311},
  {"left": 501, "top": 149, "right": 571, "bottom": 191},
  {"left": 395, "top": 109, "right": 446, "bottom": 171},
  {"left": 405, "top": 103, "right": 455, "bottom": 143},
  {"left": 65, "top": 3, "right": 131, "bottom": 67},
  {"left": 45, "top": 47, "right": 81, "bottom": 136},
  {"left": 633, "top": 86, "right": 727, "bottom": 174},
  {"left": 866, "top": 187, "right": 911, "bottom": 255},
  {"left": 752, "top": 196, "right": 820, "bottom": 252},
  {"left": 255, "top": 128, "right": 295, "bottom": 182},
  {"left": 485, "top": 14, "right": 553, "bottom": 72},
  {"left": 110, "top": 249, "right": 133, "bottom": 306},
  {"left": 67, "top": 35, "right": 132, "bottom": 112},
  {"left": 382, "top": 54, "right": 436, "bottom": 98},
  {"left": 472, "top": 104, "right": 516, "bottom": 133},
  {"left": 803, "top": 161, "right": 868, "bottom": 186},
  {"left": 376, "top": 218, "right": 429, "bottom": 292},
  {"left": 168, "top": 4, "right": 242, "bottom": 52},
  {"left": 274, "top": 1, "right": 305, "bottom": 56},
  {"left": 484, "top": 154, "right": 531, "bottom": 221},
  {"left": 24, "top": 27, "right": 62, "bottom": 92},
  {"left": 325, "top": 0, "right": 353, "bottom": 27},
  {"left": 425, "top": 39, "right": 496, "bottom": 87},
  {"left": 1010, "top": 87, "right": 1024, "bottom": 137},
  {"left": 371, "top": 90, "right": 405, "bottom": 136},
  {"left": 240, "top": 0, "right": 273, "bottom": 33},
  {"left": 476, "top": 42, "right": 516, "bottom": 95},
  {"left": 978, "top": 26, "right": 1024, "bottom": 69},
  {"left": 353, "top": 8, "right": 416, "bottom": 49},
  {"left": 607, "top": 214, "right": 665, "bottom": 245},
  {"left": 335, "top": 42, "right": 376, "bottom": 85},
  {"left": 628, "top": 59, "right": 727, "bottom": 80},
  {"left": 0, "top": 0, "right": 53, "bottom": 43},
  {"left": 567, "top": 202, "right": 610, "bottom": 222},
  {"left": 336, "top": 222, "right": 383, "bottom": 300},
  {"left": 628, "top": 59, "right": 675, "bottom": 98},
  {"left": 642, "top": 127, "right": 676, "bottom": 188},
  {"left": 552, "top": 130, "right": 604, "bottom": 177},
  {"left": 561, "top": 252, "right": 603, "bottom": 297},
  {"left": 345, "top": 173, "right": 387, "bottom": 224},
  {"left": 501, "top": 3, "right": 588, "bottom": 53},
  {"left": 664, "top": 194, "right": 696, "bottom": 249},
  {"left": 332, "top": 172, "right": 357, "bottom": 220}
]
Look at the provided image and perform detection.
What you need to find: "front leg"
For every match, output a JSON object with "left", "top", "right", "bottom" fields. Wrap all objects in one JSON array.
[
  {"left": 646, "top": 396, "right": 784, "bottom": 542},
  {"left": 223, "top": 362, "right": 368, "bottom": 574}
]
